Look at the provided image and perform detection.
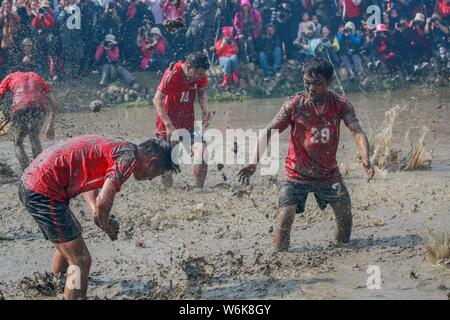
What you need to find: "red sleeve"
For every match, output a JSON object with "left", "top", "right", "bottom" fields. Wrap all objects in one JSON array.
[
  {"left": 36, "top": 75, "right": 50, "bottom": 93},
  {"left": 157, "top": 68, "right": 177, "bottom": 95},
  {"left": 197, "top": 76, "right": 208, "bottom": 89},
  {"left": 43, "top": 13, "right": 55, "bottom": 29},
  {"left": 108, "top": 47, "right": 119, "bottom": 62},
  {"left": 0, "top": 75, "right": 12, "bottom": 98},
  {"left": 156, "top": 41, "right": 165, "bottom": 54},
  {"left": 215, "top": 40, "right": 224, "bottom": 56},
  {"left": 95, "top": 44, "right": 104, "bottom": 62}
]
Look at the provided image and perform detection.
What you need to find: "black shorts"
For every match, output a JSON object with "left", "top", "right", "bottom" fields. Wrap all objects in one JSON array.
[
  {"left": 278, "top": 179, "right": 351, "bottom": 214},
  {"left": 18, "top": 183, "right": 81, "bottom": 243}
]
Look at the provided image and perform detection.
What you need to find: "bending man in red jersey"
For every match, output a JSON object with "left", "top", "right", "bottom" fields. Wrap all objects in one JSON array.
[
  {"left": 0, "top": 70, "right": 57, "bottom": 171},
  {"left": 19, "top": 135, "right": 179, "bottom": 299},
  {"left": 239, "top": 57, "right": 374, "bottom": 252},
  {"left": 152, "top": 51, "right": 211, "bottom": 189}
]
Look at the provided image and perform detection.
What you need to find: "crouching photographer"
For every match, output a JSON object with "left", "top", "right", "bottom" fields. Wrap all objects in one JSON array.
[{"left": 95, "top": 34, "right": 137, "bottom": 88}]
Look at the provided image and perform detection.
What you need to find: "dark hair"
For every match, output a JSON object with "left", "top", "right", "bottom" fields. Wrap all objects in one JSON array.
[
  {"left": 302, "top": 57, "right": 334, "bottom": 81},
  {"left": 185, "top": 52, "right": 210, "bottom": 70},
  {"left": 138, "top": 139, "right": 180, "bottom": 174}
]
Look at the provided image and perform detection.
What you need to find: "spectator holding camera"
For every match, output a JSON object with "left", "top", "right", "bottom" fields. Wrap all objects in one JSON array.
[
  {"left": 95, "top": 34, "right": 137, "bottom": 87},
  {"left": 140, "top": 27, "right": 168, "bottom": 72},
  {"left": 425, "top": 12, "right": 449, "bottom": 70},
  {"left": 233, "top": 0, "right": 262, "bottom": 63},
  {"left": 215, "top": 26, "right": 239, "bottom": 87},
  {"left": 337, "top": 21, "right": 364, "bottom": 79},
  {"left": 372, "top": 24, "right": 398, "bottom": 72},
  {"left": 407, "top": 13, "right": 431, "bottom": 66}
]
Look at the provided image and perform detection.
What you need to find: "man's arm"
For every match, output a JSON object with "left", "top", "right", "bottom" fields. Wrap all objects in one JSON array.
[
  {"left": 238, "top": 99, "right": 292, "bottom": 184},
  {"left": 83, "top": 178, "right": 119, "bottom": 239},
  {"left": 197, "top": 87, "right": 211, "bottom": 128},
  {"left": 45, "top": 92, "right": 58, "bottom": 139},
  {"left": 152, "top": 89, "right": 176, "bottom": 139},
  {"left": 343, "top": 104, "right": 375, "bottom": 181}
]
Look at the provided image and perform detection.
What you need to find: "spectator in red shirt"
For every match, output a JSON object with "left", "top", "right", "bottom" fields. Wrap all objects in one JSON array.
[
  {"left": 19, "top": 135, "right": 180, "bottom": 299},
  {"left": 0, "top": 70, "right": 57, "bottom": 171},
  {"left": 95, "top": 34, "right": 137, "bottom": 88},
  {"left": 152, "top": 51, "right": 211, "bottom": 189},
  {"left": 239, "top": 58, "right": 374, "bottom": 252},
  {"left": 341, "top": 0, "right": 362, "bottom": 29},
  {"left": 139, "top": 27, "right": 168, "bottom": 72},
  {"left": 215, "top": 26, "right": 240, "bottom": 87}
]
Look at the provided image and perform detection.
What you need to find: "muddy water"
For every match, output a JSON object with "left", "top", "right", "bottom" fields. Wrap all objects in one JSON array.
[{"left": 1, "top": 86, "right": 450, "bottom": 300}]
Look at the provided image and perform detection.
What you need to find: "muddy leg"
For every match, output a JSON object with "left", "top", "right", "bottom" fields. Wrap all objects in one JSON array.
[
  {"left": 192, "top": 142, "right": 207, "bottom": 188},
  {"left": 329, "top": 201, "right": 352, "bottom": 244},
  {"left": 273, "top": 205, "right": 296, "bottom": 252},
  {"left": 12, "top": 127, "right": 29, "bottom": 171},
  {"left": 52, "top": 236, "right": 92, "bottom": 300},
  {"left": 51, "top": 250, "right": 69, "bottom": 274},
  {"left": 161, "top": 172, "right": 173, "bottom": 188}
]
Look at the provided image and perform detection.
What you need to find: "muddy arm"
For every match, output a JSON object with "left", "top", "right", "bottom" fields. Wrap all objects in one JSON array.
[
  {"left": 153, "top": 89, "right": 175, "bottom": 136},
  {"left": 197, "top": 87, "right": 210, "bottom": 128},
  {"left": 346, "top": 119, "right": 374, "bottom": 181},
  {"left": 83, "top": 179, "right": 118, "bottom": 234}
]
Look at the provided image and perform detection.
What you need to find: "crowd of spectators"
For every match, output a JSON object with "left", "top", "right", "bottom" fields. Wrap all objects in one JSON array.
[{"left": 0, "top": 0, "right": 449, "bottom": 88}]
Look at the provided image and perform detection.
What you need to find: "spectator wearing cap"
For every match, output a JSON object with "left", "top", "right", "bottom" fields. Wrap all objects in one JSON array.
[
  {"left": 140, "top": 27, "right": 168, "bottom": 72},
  {"left": 424, "top": 12, "right": 450, "bottom": 71},
  {"left": 215, "top": 26, "right": 239, "bottom": 87},
  {"left": 372, "top": 23, "right": 398, "bottom": 72},
  {"left": 255, "top": 23, "right": 282, "bottom": 80},
  {"left": 337, "top": 21, "right": 365, "bottom": 79},
  {"left": 406, "top": 12, "right": 431, "bottom": 66},
  {"left": 95, "top": 34, "right": 137, "bottom": 87},
  {"left": 233, "top": 0, "right": 262, "bottom": 63}
]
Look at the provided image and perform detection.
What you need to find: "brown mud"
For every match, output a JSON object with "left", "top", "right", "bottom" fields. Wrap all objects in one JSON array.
[{"left": 0, "top": 85, "right": 449, "bottom": 299}]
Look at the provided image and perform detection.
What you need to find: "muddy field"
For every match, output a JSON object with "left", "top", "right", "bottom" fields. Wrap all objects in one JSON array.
[{"left": 0, "top": 85, "right": 449, "bottom": 300}]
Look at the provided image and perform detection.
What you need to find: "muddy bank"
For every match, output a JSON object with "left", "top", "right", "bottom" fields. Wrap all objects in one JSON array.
[{"left": 0, "top": 86, "right": 449, "bottom": 300}]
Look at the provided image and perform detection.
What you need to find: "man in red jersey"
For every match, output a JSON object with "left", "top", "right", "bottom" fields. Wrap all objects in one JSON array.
[
  {"left": 238, "top": 57, "right": 374, "bottom": 252},
  {"left": 18, "top": 135, "right": 179, "bottom": 299},
  {"left": 152, "top": 51, "right": 211, "bottom": 189},
  {"left": 0, "top": 70, "right": 57, "bottom": 171}
]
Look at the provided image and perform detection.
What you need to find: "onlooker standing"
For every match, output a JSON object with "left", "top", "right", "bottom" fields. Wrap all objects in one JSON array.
[{"left": 233, "top": 0, "right": 262, "bottom": 63}]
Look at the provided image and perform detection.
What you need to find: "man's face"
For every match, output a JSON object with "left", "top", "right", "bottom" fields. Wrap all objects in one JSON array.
[
  {"left": 322, "top": 26, "right": 329, "bottom": 38},
  {"left": 133, "top": 156, "right": 167, "bottom": 181},
  {"left": 303, "top": 73, "right": 330, "bottom": 100},
  {"left": 186, "top": 65, "right": 207, "bottom": 81}
]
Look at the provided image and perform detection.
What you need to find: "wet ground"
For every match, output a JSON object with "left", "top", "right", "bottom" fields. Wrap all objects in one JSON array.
[{"left": 0, "top": 85, "right": 449, "bottom": 300}]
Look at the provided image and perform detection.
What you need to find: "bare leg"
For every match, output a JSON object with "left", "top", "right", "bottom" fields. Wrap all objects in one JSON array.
[
  {"left": 13, "top": 131, "right": 29, "bottom": 171},
  {"left": 52, "top": 236, "right": 92, "bottom": 300},
  {"left": 161, "top": 172, "right": 173, "bottom": 188},
  {"left": 51, "top": 250, "right": 69, "bottom": 274},
  {"left": 273, "top": 205, "right": 296, "bottom": 252},
  {"left": 329, "top": 201, "right": 352, "bottom": 244},
  {"left": 29, "top": 133, "right": 43, "bottom": 159},
  {"left": 192, "top": 142, "right": 207, "bottom": 188}
]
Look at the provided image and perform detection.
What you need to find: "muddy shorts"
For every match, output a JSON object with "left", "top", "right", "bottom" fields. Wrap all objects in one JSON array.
[
  {"left": 18, "top": 183, "right": 81, "bottom": 243},
  {"left": 9, "top": 107, "right": 46, "bottom": 141},
  {"left": 278, "top": 179, "right": 351, "bottom": 214}
]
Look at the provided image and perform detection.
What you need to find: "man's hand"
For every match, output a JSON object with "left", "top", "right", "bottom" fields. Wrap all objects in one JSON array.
[
  {"left": 165, "top": 122, "right": 178, "bottom": 143},
  {"left": 106, "top": 215, "right": 119, "bottom": 241},
  {"left": 238, "top": 164, "right": 257, "bottom": 185},
  {"left": 362, "top": 158, "right": 375, "bottom": 182}
]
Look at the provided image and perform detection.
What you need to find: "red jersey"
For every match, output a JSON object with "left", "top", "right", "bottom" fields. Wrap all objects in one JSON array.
[
  {"left": 275, "top": 91, "right": 358, "bottom": 183},
  {"left": 0, "top": 72, "right": 51, "bottom": 114},
  {"left": 22, "top": 135, "right": 137, "bottom": 202},
  {"left": 343, "top": 0, "right": 361, "bottom": 18},
  {"left": 155, "top": 61, "right": 208, "bottom": 136}
]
